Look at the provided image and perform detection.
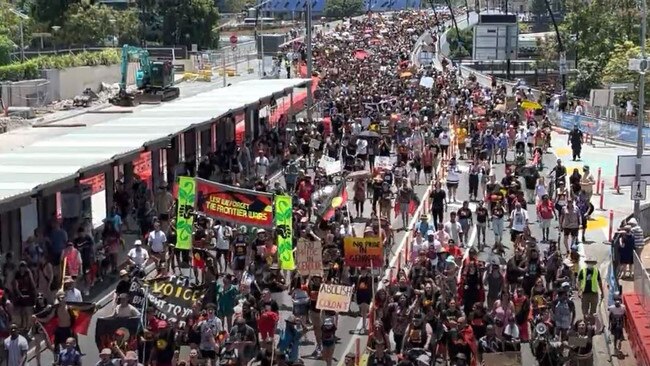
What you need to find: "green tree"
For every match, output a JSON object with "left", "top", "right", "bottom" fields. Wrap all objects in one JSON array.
[
  {"left": 568, "top": 59, "right": 601, "bottom": 97},
  {"left": 221, "top": 0, "right": 252, "bottom": 13},
  {"left": 324, "top": 0, "right": 364, "bottom": 19},
  {"left": 0, "top": 35, "right": 14, "bottom": 66},
  {"left": 31, "top": 0, "right": 80, "bottom": 28},
  {"left": 601, "top": 41, "right": 650, "bottom": 101},
  {"left": 160, "top": 0, "right": 220, "bottom": 49},
  {"left": 0, "top": 3, "right": 34, "bottom": 47},
  {"left": 446, "top": 27, "right": 472, "bottom": 59},
  {"left": 529, "top": 0, "right": 547, "bottom": 20},
  {"left": 60, "top": 0, "right": 139, "bottom": 46}
]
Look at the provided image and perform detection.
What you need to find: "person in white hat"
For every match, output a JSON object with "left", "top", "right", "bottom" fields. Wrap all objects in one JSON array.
[{"left": 127, "top": 240, "right": 149, "bottom": 269}]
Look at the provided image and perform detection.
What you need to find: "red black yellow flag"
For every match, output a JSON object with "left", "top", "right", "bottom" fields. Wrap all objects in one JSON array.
[
  {"left": 35, "top": 302, "right": 95, "bottom": 342},
  {"left": 317, "top": 181, "right": 348, "bottom": 221}
]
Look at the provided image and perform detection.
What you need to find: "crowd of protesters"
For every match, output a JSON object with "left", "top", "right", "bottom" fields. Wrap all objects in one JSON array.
[{"left": 0, "top": 8, "right": 629, "bottom": 366}]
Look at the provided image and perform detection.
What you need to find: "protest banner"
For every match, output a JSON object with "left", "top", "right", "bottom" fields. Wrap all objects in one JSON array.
[
  {"left": 318, "top": 156, "right": 342, "bottom": 175},
  {"left": 195, "top": 178, "right": 274, "bottom": 228},
  {"left": 275, "top": 195, "right": 295, "bottom": 270},
  {"left": 129, "top": 277, "right": 206, "bottom": 327},
  {"left": 316, "top": 284, "right": 354, "bottom": 312},
  {"left": 343, "top": 237, "right": 383, "bottom": 267},
  {"left": 95, "top": 317, "right": 140, "bottom": 351},
  {"left": 176, "top": 176, "right": 196, "bottom": 250},
  {"left": 296, "top": 238, "right": 323, "bottom": 276},
  {"left": 375, "top": 156, "right": 393, "bottom": 170}
]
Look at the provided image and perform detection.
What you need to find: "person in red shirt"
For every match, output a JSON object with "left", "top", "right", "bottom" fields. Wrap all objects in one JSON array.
[
  {"left": 536, "top": 194, "right": 555, "bottom": 242},
  {"left": 446, "top": 239, "right": 463, "bottom": 260},
  {"left": 297, "top": 176, "right": 314, "bottom": 219}
]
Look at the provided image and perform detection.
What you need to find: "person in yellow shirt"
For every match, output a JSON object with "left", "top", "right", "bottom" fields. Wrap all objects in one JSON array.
[{"left": 456, "top": 126, "right": 468, "bottom": 159}]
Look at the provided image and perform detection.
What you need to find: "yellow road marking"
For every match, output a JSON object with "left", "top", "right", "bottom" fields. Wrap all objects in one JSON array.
[
  {"left": 554, "top": 146, "right": 572, "bottom": 157},
  {"left": 587, "top": 215, "right": 609, "bottom": 231}
]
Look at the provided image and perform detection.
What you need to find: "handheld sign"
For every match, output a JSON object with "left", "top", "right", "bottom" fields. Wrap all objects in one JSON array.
[
  {"left": 343, "top": 237, "right": 383, "bottom": 267},
  {"left": 316, "top": 284, "right": 353, "bottom": 312}
]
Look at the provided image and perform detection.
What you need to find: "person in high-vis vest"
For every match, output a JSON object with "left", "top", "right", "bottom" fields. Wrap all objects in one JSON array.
[{"left": 577, "top": 257, "right": 604, "bottom": 317}]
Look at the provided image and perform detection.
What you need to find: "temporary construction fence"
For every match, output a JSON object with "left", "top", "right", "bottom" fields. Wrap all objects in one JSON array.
[{"left": 0, "top": 79, "right": 51, "bottom": 109}]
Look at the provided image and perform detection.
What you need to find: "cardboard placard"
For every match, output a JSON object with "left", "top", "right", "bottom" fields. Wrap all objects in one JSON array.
[
  {"left": 296, "top": 238, "right": 323, "bottom": 276},
  {"left": 319, "top": 156, "right": 342, "bottom": 175},
  {"left": 316, "top": 284, "right": 354, "bottom": 312},
  {"left": 343, "top": 236, "right": 383, "bottom": 267},
  {"left": 309, "top": 139, "right": 321, "bottom": 149},
  {"left": 375, "top": 156, "right": 393, "bottom": 170}
]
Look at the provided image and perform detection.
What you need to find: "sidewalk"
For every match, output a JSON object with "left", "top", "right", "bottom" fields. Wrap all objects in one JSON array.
[{"left": 615, "top": 243, "right": 650, "bottom": 366}]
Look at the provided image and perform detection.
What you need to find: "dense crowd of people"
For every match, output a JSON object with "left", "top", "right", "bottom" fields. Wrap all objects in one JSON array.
[{"left": 0, "top": 8, "right": 629, "bottom": 366}]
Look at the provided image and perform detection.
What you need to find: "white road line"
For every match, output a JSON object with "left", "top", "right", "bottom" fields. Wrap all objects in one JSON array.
[{"left": 336, "top": 183, "right": 434, "bottom": 365}]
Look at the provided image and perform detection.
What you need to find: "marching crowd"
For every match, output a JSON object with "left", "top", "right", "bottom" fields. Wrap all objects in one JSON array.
[{"left": 0, "top": 8, "right": 632, "bottom": 366}]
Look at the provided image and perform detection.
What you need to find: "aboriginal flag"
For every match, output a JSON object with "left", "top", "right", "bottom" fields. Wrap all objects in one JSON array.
[
  {"left": 317, "top": 181, "right": 348, "bottom": 221},
  {"left": 35, "top": 302, "right": 95, "bottom": 343}
]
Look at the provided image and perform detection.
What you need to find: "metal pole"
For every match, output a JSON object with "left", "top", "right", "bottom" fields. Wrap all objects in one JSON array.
[
  {"left": 306, "top": 0, "right": 314, "bottom": 123},
  {"left": 635, "top": 0, "right": 647, "bottom": 218},
  {"left": 19, "top": 20, "right": 24, "bottom": 62},
  {"left": 544, "top": 0, "right": 565, "bottom": 90},
  {"left": 606, "top": 87, "right": 611, "bottom": 147},
  {"left": 222, "top": 49, "right": 227, "bottom": 87}
]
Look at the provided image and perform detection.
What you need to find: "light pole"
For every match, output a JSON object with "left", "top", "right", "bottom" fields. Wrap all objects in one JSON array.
[
  {"left": 252, "top": 0, "right": 274, "bottom": 77},
  {"left": 8, "top": 8, "right": 29, "bottom": 62},
  {"left": 635, "top": 0, "right": 647, "bottom": 218},
  {"left": 109, "top": 18, "right": 117, "bottom": 48},
  {"left": 51, "top": 25, "right": 61, "bottom": 54},
  {"left": 543, "top": 0, "right": 565, "bottom": 90}
]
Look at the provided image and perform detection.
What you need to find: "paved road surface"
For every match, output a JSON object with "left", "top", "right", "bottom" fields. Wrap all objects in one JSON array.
[{"left": 30, "top": 131, "right": 632, "bottom": 366}]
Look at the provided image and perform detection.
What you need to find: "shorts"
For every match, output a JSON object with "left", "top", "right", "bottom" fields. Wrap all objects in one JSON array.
[
  {"left": 200, "top": 350, "right": 217, "bottom": 360},
  {"left": 423, "top": 166, "right": 432, "bottom": 174},
  {"left": 563, "top": 228, "right": 579, "bottom": 237},
  {"left": 447, "top": 182, "right": 458, "bottom": 189},
  {"left": 540, "top": 219, "right": 551, "bottom": 229},
  {"left": 323, "top": 339, "right": 336, "bottom": 347}
]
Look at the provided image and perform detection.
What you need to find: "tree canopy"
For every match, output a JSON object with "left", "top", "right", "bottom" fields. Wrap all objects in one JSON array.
[
  {"left": 60, "top": 0, "right": 139, "bottom": 46},
  {"left": 324, "top": 0, "right": 365, "bottom": 19},
  {"left": 537, "top": 0, "right": 643, "bottom": 98}
]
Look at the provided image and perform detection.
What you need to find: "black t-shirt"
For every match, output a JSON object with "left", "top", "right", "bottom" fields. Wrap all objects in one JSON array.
[
  {"left": 569, "top": 130, "right": 583, "bottom": 146},
  {"left": 491, "top": 206, "right": 505, "bottom": 219},
  {"left": 475, "top": 207, "right": 489, "bottom": 223},
  {"left": 457, "top": 207, "right": 472, "bottom": 222},
  {"left": 430, "top": 189, "right": 446, "bottom": 209},
  {"left": 73, "top": 235, "right": 94, "bottom": 263}
]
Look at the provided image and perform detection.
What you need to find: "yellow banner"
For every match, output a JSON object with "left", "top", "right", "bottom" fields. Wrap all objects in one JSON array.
[
  {"left": 175, "top": 176, "right": 195, "bottom": 250},
  {"left": 275, "top": 195, "right": 295, "bottom": 270}
]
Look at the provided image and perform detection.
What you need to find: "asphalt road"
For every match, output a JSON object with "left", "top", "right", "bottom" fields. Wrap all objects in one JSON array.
[{"left": 29, "top": 135, "right": 627, "bottom": 366}]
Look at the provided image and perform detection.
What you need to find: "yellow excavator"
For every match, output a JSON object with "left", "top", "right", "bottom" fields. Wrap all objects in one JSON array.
[{"left": 109, "top": 44, "right": 180, "bottom": 107}]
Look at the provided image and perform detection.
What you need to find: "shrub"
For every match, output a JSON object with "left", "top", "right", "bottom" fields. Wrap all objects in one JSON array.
[
  {"left": 0, "top": 61, "right": 39, "bottom": 81},
  {"left": 0, "top": 49, "right": 121, "bottom": 81}
]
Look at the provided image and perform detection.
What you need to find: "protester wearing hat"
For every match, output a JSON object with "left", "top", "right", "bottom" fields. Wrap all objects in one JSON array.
[
  {"left": 577, "top": 257, "right": 604, "bottom": 317},
  {"left": 278, "top": 315, "right": 307, "bottom": 363},
  {"left": 97, "top": 348, "right": 116, "bottom": 366}
]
